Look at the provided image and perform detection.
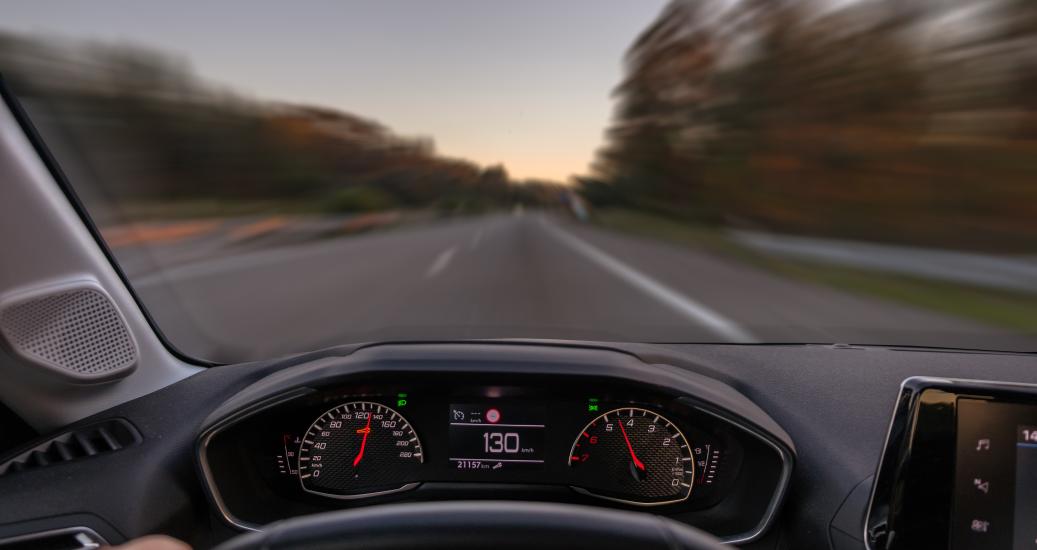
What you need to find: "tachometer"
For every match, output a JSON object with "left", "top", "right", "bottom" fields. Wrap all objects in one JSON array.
[
  {"left": 568, "top": 407, "right": 693, "bottom": 505},
  {"left": 297, "top": 401, "right": 422, "bottom": 498}
]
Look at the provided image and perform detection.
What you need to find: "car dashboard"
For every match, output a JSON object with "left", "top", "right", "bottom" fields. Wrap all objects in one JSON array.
[{"left": 3, "top": 340, "right": 1037, "bottom": 549}]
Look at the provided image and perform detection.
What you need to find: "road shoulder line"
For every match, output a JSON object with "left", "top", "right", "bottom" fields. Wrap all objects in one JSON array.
[{"left": 539, "top": 218, "right": 755, "bottom": 343}]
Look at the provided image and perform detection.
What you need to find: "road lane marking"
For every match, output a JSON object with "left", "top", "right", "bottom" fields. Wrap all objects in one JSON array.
[
  {"left": 539, "top": 220, "right": 755, "bottom": 342},
  {"left": 470, "top": 228, "right": 484, "bottom": 249},
  {"left": 425, "top": 246, "right": 458, "bottom": 278}
]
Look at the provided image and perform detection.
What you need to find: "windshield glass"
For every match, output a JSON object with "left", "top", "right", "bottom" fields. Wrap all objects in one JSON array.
[{"left": 3, "top": 0, "right": 1036, "bottom": 362}]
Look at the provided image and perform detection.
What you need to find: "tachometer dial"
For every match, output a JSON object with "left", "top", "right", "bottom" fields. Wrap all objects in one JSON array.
[
  {"left": 568, "top": 407, "right": 693, "bottom": 505},
  {"left": 297, "top": 401, "right": 422, "bottom": 498}
]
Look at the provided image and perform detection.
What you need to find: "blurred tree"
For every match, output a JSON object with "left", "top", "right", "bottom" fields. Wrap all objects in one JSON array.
[
  {"left": 0, "top": 31, "right": 561, "bottom": 219},
  {"left": 585, "top": 0, "right": 1037, "bottom": 250}
]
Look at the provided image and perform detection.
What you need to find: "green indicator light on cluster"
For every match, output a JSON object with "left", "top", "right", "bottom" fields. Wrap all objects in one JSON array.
[
  {"left": 588, "top": 398, "right": 599, "bottom": 412},
  {"left": 397, "top": 393, "right": 408, "bottom": 407}
]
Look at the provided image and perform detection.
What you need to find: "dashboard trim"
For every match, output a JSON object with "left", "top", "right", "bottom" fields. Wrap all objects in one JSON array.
[
  {"left": 197, "top": 387, "right": 315, "bottom": 532},
  {"left": 0, "top": 526, "right": 107, "bottom": 548},
  {"left": 299, "top": 482, "right": 421, "bottom": 501},
  {"left": 691, "top": 404, "right": 795, "bottom": 546},
  {"left": 863, "top": 376, "right": 922, "bottom": 550}
]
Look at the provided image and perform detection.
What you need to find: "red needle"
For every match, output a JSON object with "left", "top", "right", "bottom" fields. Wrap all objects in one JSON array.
[
  {"left": 352, "top": 414, "right": 373, "bottom": 467},
  {"left": 617, "top": 418, "right": 646, "bottom": 471}
]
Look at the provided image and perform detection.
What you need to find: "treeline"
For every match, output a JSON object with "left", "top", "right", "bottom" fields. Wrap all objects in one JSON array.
[
  {"left": 584, "top": 0, "right": 1037, "bottom": 251},
  {"left": 0, "top": 32, "right": 557, "bottom": 219}
]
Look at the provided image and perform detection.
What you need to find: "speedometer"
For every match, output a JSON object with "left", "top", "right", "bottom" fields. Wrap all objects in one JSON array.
[
  {"left": 297, "top": 401, "right": 423, "bottom": 498},
  {"left": 568, "top": 407, "right": 693, "bottom": 505}
]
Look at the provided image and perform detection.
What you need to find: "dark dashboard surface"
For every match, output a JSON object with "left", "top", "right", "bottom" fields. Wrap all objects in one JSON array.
[{"left": 1, "top": 340, "right": 1036, "bottom": 549}]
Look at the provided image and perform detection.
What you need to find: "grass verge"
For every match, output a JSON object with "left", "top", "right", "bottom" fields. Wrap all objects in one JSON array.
[{"left": 591, "top": 208, "right": 1037, "bottom": 332}]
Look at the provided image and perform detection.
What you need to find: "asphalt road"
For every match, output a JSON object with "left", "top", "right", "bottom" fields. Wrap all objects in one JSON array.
[{"left": 124, "top": 211, "right": 1032, "bottom": 362}]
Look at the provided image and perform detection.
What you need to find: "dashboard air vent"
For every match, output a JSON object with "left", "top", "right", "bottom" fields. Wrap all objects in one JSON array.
[
  {"left": 0, "top": 527, "right": 107, "bottom": 549},
  {"left": 0, "top": 419, "right": 141, "bottom": 477}
]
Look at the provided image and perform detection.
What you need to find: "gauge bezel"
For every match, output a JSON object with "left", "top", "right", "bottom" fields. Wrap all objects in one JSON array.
[
  {"left": 297, "top": 400, "right": 424, "bottom": 500},
  {"left": 567, "top": 406, "right": 695, "bottom": 507}
]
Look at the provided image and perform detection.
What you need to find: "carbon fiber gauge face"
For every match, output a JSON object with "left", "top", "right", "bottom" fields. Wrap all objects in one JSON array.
[
  {"left": 568, "top": 407, "right": 693, "bottom": 505},
  {"left": 297, "top": 401, "right": 423, "bottom": 498}
]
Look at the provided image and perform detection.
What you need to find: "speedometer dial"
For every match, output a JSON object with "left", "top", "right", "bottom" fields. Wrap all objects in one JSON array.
[
  {"left": 568, "top": 407, "right": 693, "bottom": 505},
  {"left": 297, "top": 401, "right": 422, "bottom": 498}
]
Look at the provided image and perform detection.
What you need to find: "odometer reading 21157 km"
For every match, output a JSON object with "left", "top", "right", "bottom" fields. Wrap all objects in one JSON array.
[
  {"left": 297, "top": 401, "right": 423, "bottom": 498},
  {"left": 568, "top": 407, "right": 694, "bottom": 505}
]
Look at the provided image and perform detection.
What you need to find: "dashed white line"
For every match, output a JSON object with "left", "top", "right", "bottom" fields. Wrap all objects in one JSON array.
[
  {"left": 470, "top": 228, "right": 484, "bottom": 249},
  {"left": 424, "top": 246, "right": 458, "bottom": 278},
  {"left": 539, "top": 219, "right": 754, "bottom": 343}
]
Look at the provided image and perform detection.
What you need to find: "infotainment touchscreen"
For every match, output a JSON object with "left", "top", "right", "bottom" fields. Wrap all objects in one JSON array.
[{"left": 953, "top": 399, "right": 1037, "bottom": 550}]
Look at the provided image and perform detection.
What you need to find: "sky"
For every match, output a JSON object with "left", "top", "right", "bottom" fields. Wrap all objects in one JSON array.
[{"left": 0, "top": 0, "right": 668, "bottom": 181}]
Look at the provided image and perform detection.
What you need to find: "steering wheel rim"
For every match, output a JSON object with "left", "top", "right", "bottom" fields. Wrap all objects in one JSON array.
[{"left": 215, "top": 500, "right": 728, "bottom": 550}]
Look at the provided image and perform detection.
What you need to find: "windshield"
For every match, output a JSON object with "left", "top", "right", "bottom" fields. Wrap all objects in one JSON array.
[{"left": 2, "top": 0, "right": 1036, "bottom": 362}]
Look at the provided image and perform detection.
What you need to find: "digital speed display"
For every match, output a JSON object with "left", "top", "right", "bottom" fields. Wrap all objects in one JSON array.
[{"left": 448, "top": 403, "right": 545, "bottom": 471}]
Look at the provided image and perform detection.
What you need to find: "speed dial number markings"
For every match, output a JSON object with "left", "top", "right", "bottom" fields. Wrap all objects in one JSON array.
[
  {"left": 297, "top": 401, "right": 423, "bottom": 498},
  {"left": 568, "top": 407, "right": 693, "bottom": 505}
]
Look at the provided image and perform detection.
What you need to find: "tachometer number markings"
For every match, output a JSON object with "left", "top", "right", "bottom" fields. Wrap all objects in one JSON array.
[{"left": 568, "top": 407, "right": 694, "bottom": 505}]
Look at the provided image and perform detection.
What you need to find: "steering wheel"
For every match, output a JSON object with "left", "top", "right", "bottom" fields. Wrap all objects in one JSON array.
[{"left": 215, "top": 501, "right": 727, "bottom": 550}]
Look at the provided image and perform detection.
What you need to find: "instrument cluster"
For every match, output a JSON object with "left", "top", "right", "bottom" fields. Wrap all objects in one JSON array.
[
  {"left": 196, "top": 346, "right": 792, "bottom": 543},
  {"left": 260, "top": 380, "right": 733, "bottom": 507}
]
